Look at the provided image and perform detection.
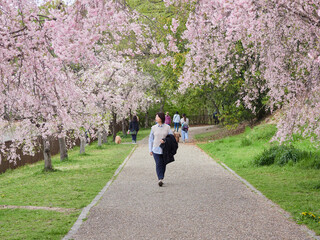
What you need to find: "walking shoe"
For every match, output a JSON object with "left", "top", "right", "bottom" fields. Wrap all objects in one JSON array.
[{"left": 158, "top": 180, "right": 163, "bottom": 187}]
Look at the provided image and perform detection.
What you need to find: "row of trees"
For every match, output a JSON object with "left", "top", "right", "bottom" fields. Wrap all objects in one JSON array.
[
  {"left": 157, "top": 0, "right": 320, "bottom": 142},
  {"left": 126, "top": 0, "right": 265, "bottom": 127},
  {"left": 2, "top": 0, "right": 320, "bottom": 171},
  {"left": 0, "top": 0, "right": 162, "bottom": 170}
]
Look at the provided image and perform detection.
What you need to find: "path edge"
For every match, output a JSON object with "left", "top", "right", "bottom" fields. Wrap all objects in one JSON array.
[
  {"left": 62, "top": 145, "right": 138, "bottom": 240},
  {"left": 197, "top": 145, "right": 320, "bottom": 240}
]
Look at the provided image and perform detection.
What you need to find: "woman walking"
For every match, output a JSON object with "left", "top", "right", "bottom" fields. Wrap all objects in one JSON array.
[
  {"left": 180, "top": 113, "right": 189, "bottom": 143},
  {"left": 149, "top": 112, "right": 173, "bottom": 186},
  {"left": 173, "top": 111, "right": 181, "bottom": 132},
  {"left": 165, "top": 112, "right": 171, "bottom": 126},
  {"left": 129, "top": 115, "right": 139, "bottom": 144}
]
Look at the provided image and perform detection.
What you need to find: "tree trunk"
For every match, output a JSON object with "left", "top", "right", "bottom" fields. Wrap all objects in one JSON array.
[
  {"left": 122, "top": 118, "right": 126, "bottom": 136},
  {"left": 58, "top": 137, "right": 68, "bottom": 161},
  {"left": 112, "top": 112, "right": 117, "bottom": 142},
  {"left": 160, "top": 97, "right": 166, "bottom": 112},
  {"left": 98, "top": 130, "right": 102, "bottom": 147},
  {"left": 160, "top": 103, "right": 164, "bottom": 112},
  {"left": 145, "top": 111, "right": 149, "bottom": 128},
  {"left": 80, "top": 133, "right": 86, "bottom": 154},
  {"left": 102, "top": 129, "right": 108, "bottom": 143},
  {"left": 43, "top": 138, "right": 53, "bottom": 171}
]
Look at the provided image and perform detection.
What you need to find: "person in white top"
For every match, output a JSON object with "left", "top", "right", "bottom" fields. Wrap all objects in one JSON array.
[
  {"left": 173, "top": 111, "right": 181, "bottom": 132},
  {"left": 180, "top": 113, "right": 189, "bottom": 143},
  {"left": 149, "top": 112, "right": 173, "bottom": 187}
]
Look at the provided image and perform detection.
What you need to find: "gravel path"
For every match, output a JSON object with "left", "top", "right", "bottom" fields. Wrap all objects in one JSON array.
[{"left": 70, "top": 126, "right": 315, "bottom": 240}]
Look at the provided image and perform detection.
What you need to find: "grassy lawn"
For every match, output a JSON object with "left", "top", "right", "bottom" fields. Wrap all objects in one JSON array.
[
  {"left": 0, "top": 140, "right": 136, "bottom": 239},
  {"left": 114, "top": 128, "right": 150, "bottom": 143},
  {"left": 0, "top": 209, "right": 79, "bottom": 240},
  {"left": 197, "top": 124, "right": 320, "bottom": 235}
]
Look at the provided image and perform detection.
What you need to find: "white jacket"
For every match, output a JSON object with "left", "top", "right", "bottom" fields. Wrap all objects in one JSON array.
[{"left": 173, "top": 114, "right": 181, "bottom": 123}]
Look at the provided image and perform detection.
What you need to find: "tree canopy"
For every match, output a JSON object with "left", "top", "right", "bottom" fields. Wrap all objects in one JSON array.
[{"left": 1, "top": 0, "right": 320, "bottom": 163}]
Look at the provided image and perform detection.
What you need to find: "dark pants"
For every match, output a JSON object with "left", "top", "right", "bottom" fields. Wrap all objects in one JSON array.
[
  {"left": 153, "top": 153, "right": 166, "bottom": 180},
  {"left": 131, "top": 134, "right": 137, "bottom": 142}
]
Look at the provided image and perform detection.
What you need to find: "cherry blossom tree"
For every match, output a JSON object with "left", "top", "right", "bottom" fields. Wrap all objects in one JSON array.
[
  {"left": 165, "top": 0, "right": 320, "bottom": 142},
  {"left": 0, "top": 0, "right": 155, "bottom": 169},
  {"left": 82, "top": 57, "right": 154, "bottom": 143}
]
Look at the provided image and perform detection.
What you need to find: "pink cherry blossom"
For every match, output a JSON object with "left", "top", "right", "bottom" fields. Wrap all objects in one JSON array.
[
  {"left": 167, "top": 0, "right": 320, "bottom": 142},
  {"left": 0, "top": 0, "right": 156, "bottom": 163}
]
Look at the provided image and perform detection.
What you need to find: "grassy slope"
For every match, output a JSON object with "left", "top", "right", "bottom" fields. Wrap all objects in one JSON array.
[
  {"left": 197, "top": 124, "right": 320, "bottom": 235},
  {"left": 0, "top": 141, "right": 135, "bottom": 240}
]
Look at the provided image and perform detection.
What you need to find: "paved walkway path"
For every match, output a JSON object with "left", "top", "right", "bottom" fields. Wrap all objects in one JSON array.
[{"left": 71, "top": 126, "right": 314, "bottom": 240}]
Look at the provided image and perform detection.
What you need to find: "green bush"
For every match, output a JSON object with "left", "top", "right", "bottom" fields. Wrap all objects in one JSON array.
[
  {"left": 310, "top": 159, "right": 320, "bottom": 169},
  {"left": 240, "top": 137, "right": 252, "bottom": 147},
  {"left": 253, "top": 146, "right": 278, "bottom": 166},
  {"left": 275, "top": 146, "right": 299, "bottom": 166},
  {"left": 254, "top": 145, "right": 320, "bottom": 169},
  {"left": 298, "top": 154, "right": 320, "bottom": 170}
]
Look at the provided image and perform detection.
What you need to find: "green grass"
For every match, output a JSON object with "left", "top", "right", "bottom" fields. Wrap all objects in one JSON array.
[
  {"left": 114, "top": 128, "right": 150, "bottom": 143},
  {"left": 0, "top": 141, "right": 135, "bottom": 239},
  {"left": 197, "top": 124, "right": 320, "bottom": 235},
  {"left": 0, "top": 209, "right": 79, "bottom": 240}
]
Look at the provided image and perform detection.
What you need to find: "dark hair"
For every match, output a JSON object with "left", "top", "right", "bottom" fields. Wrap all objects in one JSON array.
[
  {"left": 183, "top": 113, "right": 186, "bottom": 121},
  {"left": 176, "top": 111, "right": 179, "bottom": 114},
  {"left": 132, "top": 116, "right": 138, "bottom": 122},
  {"left": 156, "top": 112, "right": 165, "bottom": 124}
]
